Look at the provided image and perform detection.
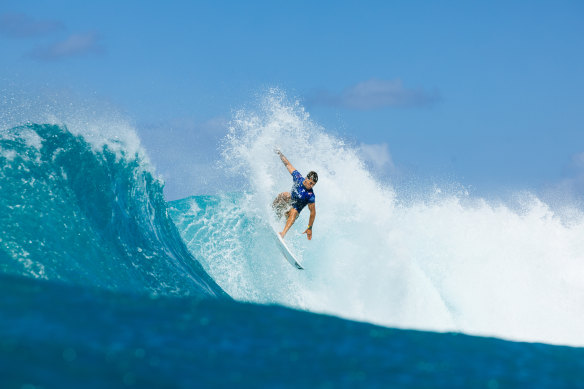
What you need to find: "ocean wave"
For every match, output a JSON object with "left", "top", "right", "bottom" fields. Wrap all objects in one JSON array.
[
  {"left": 170, "top": 91, "right": 584, "bottom": 347},
  {"left": 0, "top": 123, "right": 227, "bottom": 298}
]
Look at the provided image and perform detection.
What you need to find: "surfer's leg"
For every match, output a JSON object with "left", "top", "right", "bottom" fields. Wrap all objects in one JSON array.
[
  {"left": 272, "top": 192, "right": 291, "bottom": 219},
  {"left": 280, "top": 208, "right": 298, "bottom": 238},
  {"left": 284, "top": 209, "right": 299, "bottom": 219},
  {"left": 273, "top": 192, "right": 291, "bottom": 205}
]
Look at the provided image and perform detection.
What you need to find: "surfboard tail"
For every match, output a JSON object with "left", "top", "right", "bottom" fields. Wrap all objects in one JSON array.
[{"left": 271, "top": 227, "right": 304, "bottom": 270}]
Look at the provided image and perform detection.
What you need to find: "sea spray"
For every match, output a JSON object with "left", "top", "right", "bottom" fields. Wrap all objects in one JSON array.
[{"left": 172, "top": 90, "right": 584, "bottom": 346}]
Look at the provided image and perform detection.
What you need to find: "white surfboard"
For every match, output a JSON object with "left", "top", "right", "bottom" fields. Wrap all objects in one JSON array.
[{"left": 272, "top": 227, "right": 304, "bottom": 270}]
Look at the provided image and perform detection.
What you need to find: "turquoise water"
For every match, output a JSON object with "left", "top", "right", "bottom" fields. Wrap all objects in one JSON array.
[
  {"left": 1, "top": 122, "right": 584, "bottom": 387},
  {"left": 0, "top": 123, "right": 225, "bottom": 298}
]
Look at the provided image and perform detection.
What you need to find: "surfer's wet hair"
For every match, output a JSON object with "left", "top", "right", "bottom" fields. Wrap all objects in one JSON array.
[{"left": 307, "top": 171, "right": 318, "bottom": 183}]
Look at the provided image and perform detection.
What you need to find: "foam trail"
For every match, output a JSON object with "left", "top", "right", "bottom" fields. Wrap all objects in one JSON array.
[{"left": 173, "top": 89, "right": 584, "bottom": 346}]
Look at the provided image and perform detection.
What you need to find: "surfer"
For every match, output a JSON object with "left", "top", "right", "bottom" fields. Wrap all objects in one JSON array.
[{"left": 273, "top": 150, "right": 317, "bottom": 240}]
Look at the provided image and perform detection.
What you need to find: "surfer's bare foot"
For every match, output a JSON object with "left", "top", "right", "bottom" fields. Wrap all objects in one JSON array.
[{"left": 279, "top": 232, "right": 285, "bottom": 239}]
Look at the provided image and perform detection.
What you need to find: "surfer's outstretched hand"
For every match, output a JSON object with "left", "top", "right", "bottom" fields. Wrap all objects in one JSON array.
[{"left": 303, "top": 228, "right": 312, "bottom": 240}]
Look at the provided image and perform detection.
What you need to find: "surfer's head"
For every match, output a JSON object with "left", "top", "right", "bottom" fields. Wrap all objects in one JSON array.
[{"left": 304, "top": 171, "right": 318, "bottom": 189}]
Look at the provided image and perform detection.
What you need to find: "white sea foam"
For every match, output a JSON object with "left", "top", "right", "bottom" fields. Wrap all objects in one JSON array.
[{"left": 215, "top": 89, "right": 584, "bottom": 347}]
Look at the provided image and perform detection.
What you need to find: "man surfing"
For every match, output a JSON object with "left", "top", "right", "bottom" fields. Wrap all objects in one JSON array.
[{"left": 272, "top": 150, "right": 317, "bottom": 240}]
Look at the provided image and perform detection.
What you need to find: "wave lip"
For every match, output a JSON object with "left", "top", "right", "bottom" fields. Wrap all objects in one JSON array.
[{"left": 0, "top": 123, "right": 227, "bottom": 298}]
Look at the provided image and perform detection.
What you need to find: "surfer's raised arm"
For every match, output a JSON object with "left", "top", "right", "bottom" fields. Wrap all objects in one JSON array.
[{"left": 276, "top": 150, "right": 296, "bottom": 174}]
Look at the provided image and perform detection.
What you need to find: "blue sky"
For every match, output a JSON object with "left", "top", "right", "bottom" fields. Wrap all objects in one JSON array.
[{"left": 1, "top": 1, "right": 583, "bottom": 200}]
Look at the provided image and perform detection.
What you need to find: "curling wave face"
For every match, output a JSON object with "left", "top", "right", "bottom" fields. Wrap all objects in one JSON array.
[{"left": 0, "top": 123, "right": 226, "bottom": 298}]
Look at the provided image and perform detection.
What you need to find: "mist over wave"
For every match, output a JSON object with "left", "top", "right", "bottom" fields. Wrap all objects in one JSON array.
[{"left": 170, "top": 90, "right": 584, "bottom": 346}]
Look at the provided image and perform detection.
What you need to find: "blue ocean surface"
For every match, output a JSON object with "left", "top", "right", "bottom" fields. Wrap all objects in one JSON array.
[
  {"left": 1, "top": 122, "right": 584, "bottom": 388},
  {"left": 2, "top": 273, "right": 584, "bottom": 388}
]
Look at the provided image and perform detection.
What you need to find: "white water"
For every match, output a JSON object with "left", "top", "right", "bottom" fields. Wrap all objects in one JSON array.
[{"left": 181, "top": 90, "right": 584, "bottom": 347}]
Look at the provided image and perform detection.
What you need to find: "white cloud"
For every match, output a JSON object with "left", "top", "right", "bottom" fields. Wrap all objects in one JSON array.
[
  {"left": 540, "top": 151, "right": 584, "bottom": 204},
  {"left": 570, "top": 152, "right": 584, "bottom": 170},
  {"left": 359, "top": 142, "right": 395, "bottom": 172},
  {"left": 0, "top": 13, "right": 63, "bottom": 38},
  {"left": 311, "top": 78, "right": 440, "bottom": 110},
  {"left": 27, "top": 31, "right": 104, "bottom": 60}
]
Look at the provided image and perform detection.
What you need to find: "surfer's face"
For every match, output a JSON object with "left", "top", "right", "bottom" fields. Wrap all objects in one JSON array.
[{"left": 303, "top": 179, "right": 316, "bottom": 190}]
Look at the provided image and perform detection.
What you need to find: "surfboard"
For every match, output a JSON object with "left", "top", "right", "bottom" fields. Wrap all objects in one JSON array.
[{"left": 272, "top": 227, "right": 304, "bottom": 270}]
